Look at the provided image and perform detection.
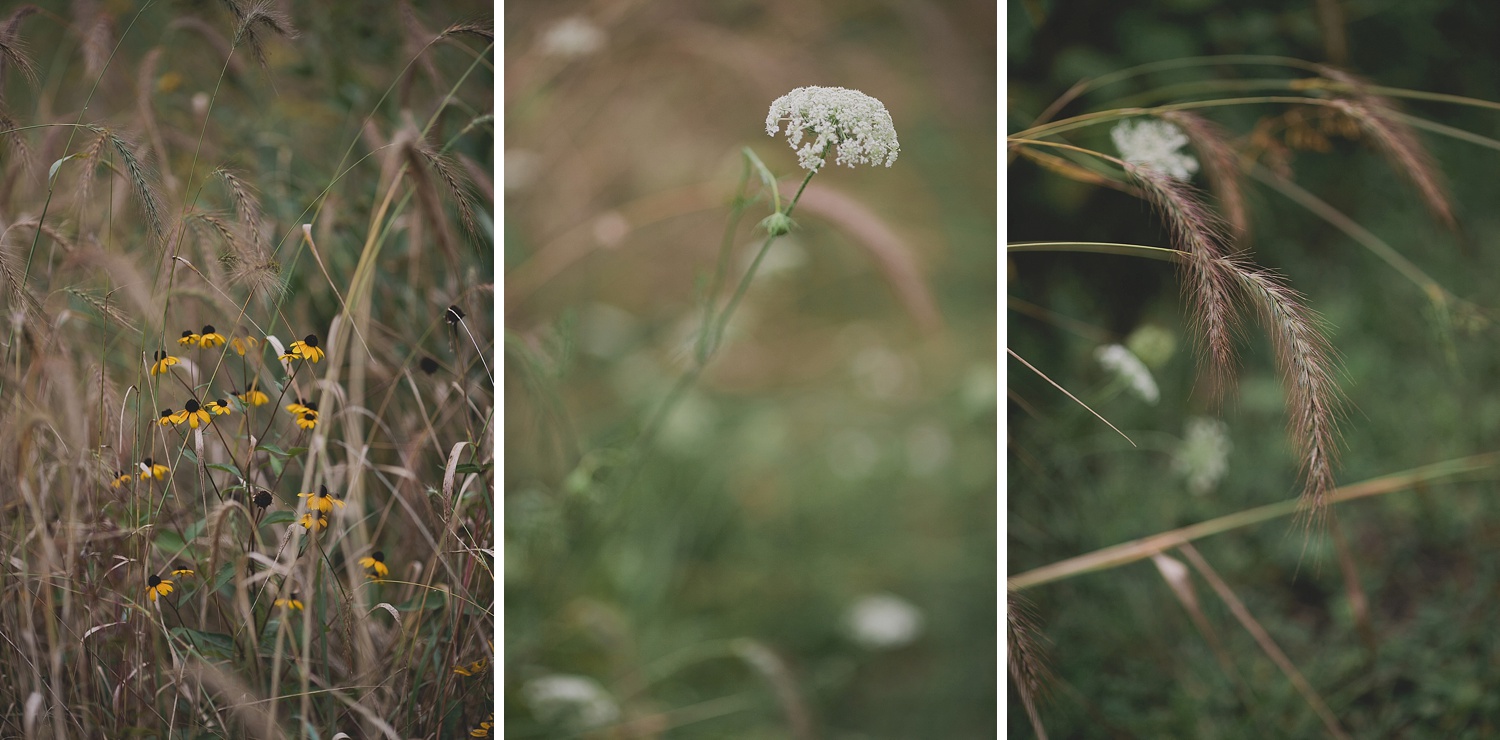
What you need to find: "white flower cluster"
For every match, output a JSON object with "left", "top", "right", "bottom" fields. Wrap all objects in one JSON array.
[
  {"left": 1094, "top": 344, "right": 1159, "bottom": 405},
  {"left": 522, "top": 674, "right": 621, "bottom": 730},
  {"left": 766, "top": 86, "right": 900, "bottom": 171},
  {"left": 1173, "top": 417, "right": 1232, "bottom": 495},
  {"left": 1110, "top": 118, "right": 1199, "bottom": 181},
  {"left": 845, "top": 592, "right": 924, "bottom": 650}
]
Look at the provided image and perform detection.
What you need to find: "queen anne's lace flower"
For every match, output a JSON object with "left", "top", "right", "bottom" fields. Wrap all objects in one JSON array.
[
  {"left": 766, "top": 86, "right": 900, "bottom": 171},
  {"left": 1174, "top": 417, "right": 1232, "bottom": 495},
  {"left": 1095, "top": 344, "right": 1159, "bottom": 404},
  {"left": 1110, "top": 118, "right": 1199, "bottom": 181}
]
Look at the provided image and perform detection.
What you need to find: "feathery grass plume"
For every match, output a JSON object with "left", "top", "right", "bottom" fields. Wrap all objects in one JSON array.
[
  {"left": 137, "top": 48, "right": 176, "bottom": 195},
  {"left": 1317, "top": 66, "right": 1456, "bottom": 231},
  {"left": 87, "top": 126, "right": 165, "bottom": 241},
  {"left": 71, "top": 0, "right": 111, "bottom": 78},
  {"left": 1161, "top": 111, "right": 1249, "bottom": 244},
  {"left": 400, "top": 133, "right": 459, "bottom": 269},
  {"left": 0, "top": 5, "right": 38, "bottom": 90},
  {"left": 213, "top": 168, "right": 264, "bottom": 244},
  {"left": 224, "top": 0, "right": 299, "bottom": 67},
  {"left": 1230, "top": 262, "right": 1342, "bottom": 521},
  {"left": 1007, "top": 592, "right": 1050, "bottom": 740},
  {"left": 1128, "top": 165, "right": 1241, "bottom": 400},
  {"left": 73, "top": 127, "right": 110, "bottom": 209},
  {"left": 440, "top": 20, "right": 494, "bottom": 42},
  {"left": 398, "top": 1, "right": 442, "bottom": 105},
  {"left": 65, "top": 288, "right": 137, "bottom": 333},
  {"left": 417, "top": 140, "right": 483, "bottom": 251}
]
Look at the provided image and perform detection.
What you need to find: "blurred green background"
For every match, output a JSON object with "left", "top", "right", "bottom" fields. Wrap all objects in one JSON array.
[
  {"left": 505, "top": 2, "right": 996, "bottom": 737},
  {"left": 1010, "top": 0, "right": 1500, "bottom": 737}
]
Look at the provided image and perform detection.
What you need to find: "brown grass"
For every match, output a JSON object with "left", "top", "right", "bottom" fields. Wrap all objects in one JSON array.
[
  {"left": 1161, "top": 110, "right": 1250, "bottom": 243},
  {"left": 1007, "top": 591, "right": 1050, "bottom": 740}
]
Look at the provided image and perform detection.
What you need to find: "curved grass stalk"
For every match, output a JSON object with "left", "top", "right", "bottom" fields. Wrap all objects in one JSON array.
[{"left": 1008, "top": 450, "right": 1500, "bottom": 591}]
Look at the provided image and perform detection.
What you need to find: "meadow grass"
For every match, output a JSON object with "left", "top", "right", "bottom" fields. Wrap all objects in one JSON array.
[{"left": 0, "top": 3, "right": 493, "bottom": 736}]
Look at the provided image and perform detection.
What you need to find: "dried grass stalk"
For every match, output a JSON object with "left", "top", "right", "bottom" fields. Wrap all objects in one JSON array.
[
  {"left": 0, "top": 5, "right": 39, "bottom": 90},
  {"left": 1161, "top": 110, "right": 1249, "bottom": 243}
]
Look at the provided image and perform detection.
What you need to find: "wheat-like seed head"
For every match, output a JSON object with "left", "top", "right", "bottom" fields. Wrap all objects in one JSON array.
[
  {"left": 1008, "top": 592, "right": 1050, "bottom": 740},
  {"left": 1318, "top": 66, "right": 1456, "bottom": 231},
  {"left": 1161, "top": 110, "right": 1250, "bottom": 244},
  {"left": 1129, "top": 165, "right": 1241, "bottom": 400}
]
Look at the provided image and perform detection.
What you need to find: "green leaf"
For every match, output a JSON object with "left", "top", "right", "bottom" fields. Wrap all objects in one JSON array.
[
  {"left": 182, "top": 517, "right": 208, "bottom": 544},
  {"left": 261, "top": 510, "right": 296, "bottom": 526},
  {"left": 170, "top": 627, "right": 235, "bottom": 661},
  {"left": 207, "top": 463, "right": 241, "bottom": 477},
  {"left": 256, "top": 444, "right": 289, "bottom": 457},
  {"left": 47, "top": 153, "right": 77, "bottom": 184},
  {"left": 285, "top": 447, "right": 309, "bottom": 458},
  {"left": 155, "top": 530, "right": 187, "bottom": 556},
  {"left": 454, "top": 463, "right": 488, "bottom": 475},
  {"left": 393, "top": 593, "right": 448, "bottom": 612},
  {"left": 211, "top": 563, "right": 237, "bottom": 593}
]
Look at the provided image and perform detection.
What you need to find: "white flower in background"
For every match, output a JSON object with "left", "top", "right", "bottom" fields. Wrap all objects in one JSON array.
[
  {"left": 1173, "top": 417, "right": 1232, "bottom": 495},
  {"left": 541, "top": 16, "right": 605, "bottom": 57},
  {"left": 1110, "top": 118, "right": 1199, "bottom": 181},
  {"left": 1094, "top": 344, "right": 1159, "bottom": 405},
  {"left": 846, "top": 593, "right": 923, "bottom": 650},
  {"left": 766, "top": 86, "right": 900, "bottom": 171},
  {"left": 523, "top": 674, "right": 620, "bottom": 729}
]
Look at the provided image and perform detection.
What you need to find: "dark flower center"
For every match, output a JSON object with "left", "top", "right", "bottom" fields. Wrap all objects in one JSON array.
[
  {"left": 217, "top": 398, "right": 228, "bottom": 407},
  {"left": 305, "top": 402, "right": 318, "bottom": 412},
  {"left": 202, "top": 325, "right": 215, "bottom": 334},
  {"left": 420, "top": 357, "right": 439, "bottom": 374},
  {"left": 304, "top": 334, "right": 319, "bottom": 347},
  {"left": 181, "top": 330, "right": 194, "bottom": 338},
  {"left": 445, "top": 305, "right": 464, "bottom": 323},
  {"left": 254, "top": 491, "right": 272, "bottom": 508},
  {"left": 142, "top": 457, "right": 155, "bottom": 466},
  {"left": 160, "top": 409, "right": 172, "bottom": 418},
  {"left": 185, "top": 400, "right": 201, "bottom": 412},
  {"left": 373, "top": 551, "right": 384, "bottom": 562},
  {"left": 148, "top": 575, "right": 161, "bottom": 587}
]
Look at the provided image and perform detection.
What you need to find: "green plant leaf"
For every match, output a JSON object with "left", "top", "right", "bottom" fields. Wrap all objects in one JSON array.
[{"left": 170, "top": 627, "right": 235, "bottom": 661}]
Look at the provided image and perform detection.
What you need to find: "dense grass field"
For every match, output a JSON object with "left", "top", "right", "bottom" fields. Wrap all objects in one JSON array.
[{"left": 0, "top": 2, "right": 493, "bottom": 737}]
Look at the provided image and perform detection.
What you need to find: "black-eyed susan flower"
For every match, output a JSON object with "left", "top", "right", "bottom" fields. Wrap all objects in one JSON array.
[
  {"left": 198, "top": 325, "right": 226, "bottom": 349},
  {"left": 150, "top": 350, "right": 179, "bottom": 376},
  {"left": 297, "top": 412, "right": 318, "bottom": 430},
  {"left": 111, "top": 470, "right": 133, "bottom": 488},
  {"left": 280, "top": 334, "right": 324, "bottom": 363},
  {"left": 469, "top": 716, "right": 493, "bottom": 737},
  {"left": 300, "top": 513, "right": 330, "bottom": 531},
  {"left": 358, "top": 550, "right": 388, "bottom": 579},
  {"left": 419, "top": 356, "right": 439, "bottom": 375},
  {"left": 453, "top": 658, "right": 487, "bottom": 677},
  {"left": 274, "top": 593, "right": 304, "bottom": 610},
  {"left": 207, "top": 398, "right": 233, "bottom": 416},
  {"left": 158, "top": 409, "right": 177, "bottom": 427},
  {"left": 445, "top": 304, "right": 465, "bottom": 325},
  {"left": 171, "top": 566, "right": 195, "bottom": 578},
  {"left": 230, "top": 334, "right": 259, "bottom": 356},
  {"left": 237, "top": 382, "right": 269, "bottom": 407},
  {"left": 285, "top": 398, "right": 311, "bottom": 416},
  {"left": 139, "top": 458, "right": 169, "bottom": 481},
  {"left": 177, "top": 329, "right": 200, "bottom": 347},
  {"left": 146, "top": 574, "right": 173, "bottom": 601},
  {"left": 177, "top": 399, "right": 212, "bottom": 428},
  {"left": 299, "top": 485, "right": 345, "bottom": 514},
  {"left": 253, "top": 490, "right": 273, "bottom": 509}
]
